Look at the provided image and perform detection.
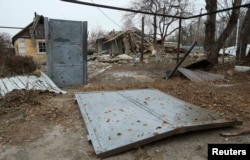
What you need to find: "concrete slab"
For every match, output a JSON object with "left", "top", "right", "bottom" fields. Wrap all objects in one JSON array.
[{"left": 75, "top": 89, "right": 241, "bottom": 158}]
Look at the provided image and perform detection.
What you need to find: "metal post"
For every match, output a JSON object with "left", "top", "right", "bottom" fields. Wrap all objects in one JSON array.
[
  {"left": 236, "top": 18, "right": 240, "bottom": 47},
  {"left": 194, "top": 8, "right": 203, "bottom": 42},
  {"left": 141, "top": 16, "right": 145, "bottom": 62},
  {"left": 222, "top": 43, "right": 225, "bottom": 64},
  {"left": 167, "top": 41, "right": 197, "bottom": 79},
  {"left": 177, "top": 18, "right": 182, "bottom": 64}
]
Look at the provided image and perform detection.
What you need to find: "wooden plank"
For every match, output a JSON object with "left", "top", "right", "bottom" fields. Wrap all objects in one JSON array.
[
  {"left": 220, "top": 129, "right": 250, "bottom": 137},
  {"left": 178, "top": 68, "right": 224, "bottom": 81}
]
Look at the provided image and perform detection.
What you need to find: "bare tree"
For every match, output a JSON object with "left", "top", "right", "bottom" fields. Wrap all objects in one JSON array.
[
  {"left": 88, "top": 25, "right": 107, "bottom": 48},
  {"left": 236, "top": 2, "right": 250, "bottom": 61},
  {"left": 123, "top": 0, "right": 159, "bottom": 42},
  {"left": 204, "top": 0, "right": 217, "bottom": 62},
  {"left": 204, "top": 0, "right": 242, "bottom": 64},
  {"left": 123, "top": 17, "right": 135, "bottom": 31},
  {"left": 0, "top": 32, "right": 13, "bottom": 67},
  {"left": 158, "top": 0, "right": 191, "bottom": 45},
  {"left": 123, "top": 0, "right": 191, "bottom": 44},
  {"left": 181, "top": 15, "right": 206, "bottom": 46},
  {"left": 0, "top": 32, "right": 12, "bottom": 48},
  {"left": 216, "top": 0, "right": 245, "bottom": 47},
  {"left": 0, "top": 32, "right": 12, "bottom": 56}
]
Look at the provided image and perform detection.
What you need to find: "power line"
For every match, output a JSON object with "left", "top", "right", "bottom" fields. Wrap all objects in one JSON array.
[
  {"left": 61, "top": 0, "right": 250, "bottom": 19},
  {"left": 90, "top": 0, "right": 122, "bottom": 29},
  {"left": 61, "top": 0, "right": 174, "bottom": 18},
  {"left": 0, "top": 26, "right": 23, "bottom": 29}
]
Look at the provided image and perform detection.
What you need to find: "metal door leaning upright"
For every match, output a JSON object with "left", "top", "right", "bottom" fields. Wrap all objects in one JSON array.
[{"left": 45, "top": 18, "right": 87, "bottom": 87}]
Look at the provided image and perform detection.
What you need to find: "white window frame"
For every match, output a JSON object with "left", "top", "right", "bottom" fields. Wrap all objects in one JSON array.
[
  {"left": 18, "top": 38, "right": 26, "bottom": 56},
  {"left": 36, "top": 40, "right": 46, "bottom": 54}
]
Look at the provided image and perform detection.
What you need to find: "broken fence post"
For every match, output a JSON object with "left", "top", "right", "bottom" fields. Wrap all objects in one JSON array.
[{"left": 167, "top": 41, "right": 197, "bottom": 79}]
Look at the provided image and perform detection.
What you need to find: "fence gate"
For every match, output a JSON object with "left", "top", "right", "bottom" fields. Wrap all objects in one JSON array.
[{"left": 45, "top": 18, "right": 87, "bottom": 87}]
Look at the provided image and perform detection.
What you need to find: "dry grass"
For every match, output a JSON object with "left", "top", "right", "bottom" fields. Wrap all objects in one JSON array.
[{"left": 0, "top": 55, "right": 36, "bottom": 77}]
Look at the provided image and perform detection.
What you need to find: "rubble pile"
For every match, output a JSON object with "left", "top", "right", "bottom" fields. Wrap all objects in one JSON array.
[{"left": 93, "top": 28, "right": 187, "bottom": 63}]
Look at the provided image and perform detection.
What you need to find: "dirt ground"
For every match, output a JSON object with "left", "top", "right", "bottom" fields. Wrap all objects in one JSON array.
[{"left": 0, "top": 59, "right": 250, "bottom": 160}]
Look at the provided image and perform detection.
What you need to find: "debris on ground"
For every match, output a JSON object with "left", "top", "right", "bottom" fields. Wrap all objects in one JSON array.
[
  {"left": 178, "top": 68, "right": 224, "bottom": 81},
  {"left": 166, "top": 42, "right": 197, "bottom": 79},
  {"left": 234, "top": 65, "right": 250, "bottom": 72},
  {"left": 0, "top": 58, "right": 250, "bottom": 159},
  {"left": 95, "top": 54, "right": 135, "bottom": 64},
  {"left": 185, "top": 59, "right": 213, "bottom": 70},
  {"left": 220, "top": 128, "right": 250, "bottom": 137},
  {"left": 168, "top": 58, "right": 225, "bottom": 81},
  {"left": 0, "top": 90, "right": 81, "bottom": 145}
]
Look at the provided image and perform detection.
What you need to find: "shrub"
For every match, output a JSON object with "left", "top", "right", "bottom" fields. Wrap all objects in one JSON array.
[{"left": 2, "top": 55, "right": 36, "bottom": 76}]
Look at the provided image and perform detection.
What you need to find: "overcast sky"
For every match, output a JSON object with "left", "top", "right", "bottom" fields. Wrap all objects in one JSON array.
[{"left": 0, "top": 0, "right": 205, "bottom": 37}]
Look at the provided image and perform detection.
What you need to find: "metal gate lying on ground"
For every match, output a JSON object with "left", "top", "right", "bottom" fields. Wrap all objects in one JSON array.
[{"left": 75, "top": 89, "right": 241, "bottom": 158}]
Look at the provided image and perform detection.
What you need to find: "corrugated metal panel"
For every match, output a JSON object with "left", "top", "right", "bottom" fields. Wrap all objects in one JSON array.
[
  {"left": 75, "top": 89, "right": 241, "bottom": 158},
  {"left": 178, "top": 68, "right": 224, "bottom": 81},
  {"left": 0, "top": 72, "right": 66, "bottom": 96}
]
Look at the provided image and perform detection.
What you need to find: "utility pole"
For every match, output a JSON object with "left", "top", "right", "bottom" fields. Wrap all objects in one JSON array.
[
  {"left": 176, "top": 18, "right": 182, "bottom": 64},
  {"left": 141, "top": 16, "right": 145, "bottom": 62},
  {"left": 194, "top": 8, "right": 203, "bottom": 42},
  {"left": 235, "top": 17, "right": 240, "bottom": 59}
]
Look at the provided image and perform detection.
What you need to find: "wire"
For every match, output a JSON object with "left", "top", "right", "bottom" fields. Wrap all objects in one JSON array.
[
  {"left": 61, "top": 0, "right": 177, "bottom": 18},
  {"left": 90, "top": 0, "right": 122, "bottom": 29},
  {"left": 61, "top": 0, "right": 250, "bottom": 20},
  {"left": 0, "top": 26, "right": 23, "bottom": 29}
]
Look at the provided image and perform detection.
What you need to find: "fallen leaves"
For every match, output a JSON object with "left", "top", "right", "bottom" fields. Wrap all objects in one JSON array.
[{"left": 0, "top": 91, "right": 80, "bottom": 144}]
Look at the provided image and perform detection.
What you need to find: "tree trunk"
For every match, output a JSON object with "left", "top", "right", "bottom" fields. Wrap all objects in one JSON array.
[
  {"left": 212, "top": 0, "right": 241, "bottom": 63},
  {"left": 204, "top": 0, "right": 241, "bottom": 64},
  {"left": 247, "top": 50, "right": 250, "bottom": 60},
  {"left": 204, "top": 0, "right": 217, "bottom": 63},
  {"left": 247, "top": 50, "right": 250, "bottom": 62},
  {"left": 236, "top": 7, "right": 250, "bottom": 61}
]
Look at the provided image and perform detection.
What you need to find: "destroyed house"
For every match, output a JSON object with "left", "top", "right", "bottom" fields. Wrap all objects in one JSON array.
[
  {"left": 12, "top": 13, "right": 46, "bottom": 64},
  {"left": 96, "top": 37, "right": 111, "bottom": 54},
  {"left": 96, "top": 29, "right": 152, "bottom": 55}
]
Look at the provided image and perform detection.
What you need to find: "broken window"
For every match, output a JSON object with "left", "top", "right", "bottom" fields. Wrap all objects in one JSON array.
[{"left": 37, "top": 41, "right": 46, "bottom": 54}]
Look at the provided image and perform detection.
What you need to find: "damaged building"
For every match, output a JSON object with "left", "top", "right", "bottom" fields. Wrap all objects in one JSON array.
[
  {"left": 96, "top": 28, "right": 153, "bottom": 55},
  {"left": 12, "top": 13, "right": 46, "bottom": 65},
  {"left": 95, "top": 28, "right": 187, "bottom": 62}
]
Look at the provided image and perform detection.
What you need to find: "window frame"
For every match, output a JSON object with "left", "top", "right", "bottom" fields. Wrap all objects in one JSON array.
[{"left": 36, "top": 40, "right": 46, "bottom": 54}]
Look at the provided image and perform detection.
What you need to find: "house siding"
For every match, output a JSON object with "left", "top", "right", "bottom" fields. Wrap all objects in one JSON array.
[{"left": 14, "top": 38, "right": 46, "bottom": 64}]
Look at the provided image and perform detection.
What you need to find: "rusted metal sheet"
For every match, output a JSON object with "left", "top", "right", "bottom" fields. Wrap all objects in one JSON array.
[
  {"left": 75, "top": 89, "right": 241, "bottom": 158},
  {"left": 0, "top": 72, "right": 66, "bottom": 96},
  {"left": 178, "top": 68, "right": 224, "bottom": 81}
]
